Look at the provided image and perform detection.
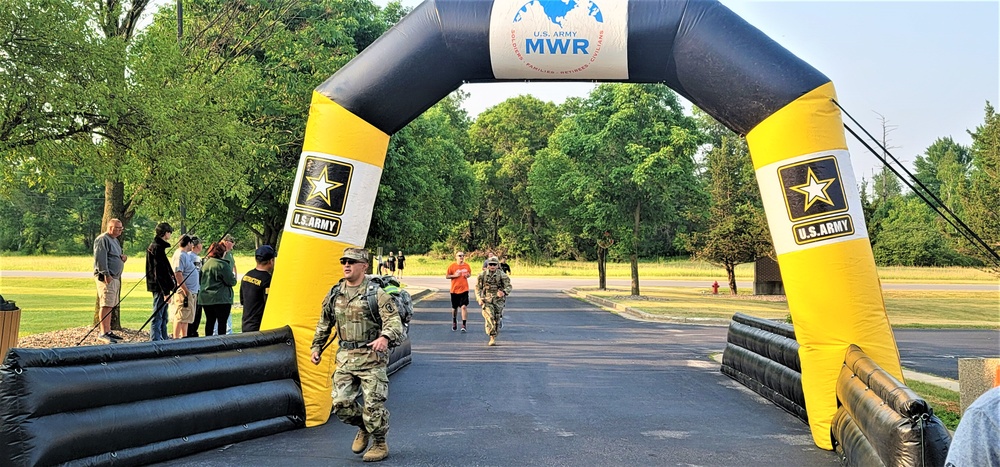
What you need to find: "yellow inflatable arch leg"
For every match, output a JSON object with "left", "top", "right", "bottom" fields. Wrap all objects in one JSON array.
[
  {"left": 260, "top": 92, "right": 390, "bottom": 427},
  {"left": 747, "top": 82, "right": 903, "bottom": 449}
]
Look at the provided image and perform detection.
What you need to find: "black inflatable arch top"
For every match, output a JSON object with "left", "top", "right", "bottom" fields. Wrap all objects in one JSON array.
[{"left": 319, "top": 0, "right": 828, "bottom": 136}]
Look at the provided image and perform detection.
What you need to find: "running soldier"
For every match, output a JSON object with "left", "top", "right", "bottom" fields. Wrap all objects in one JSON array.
[
  {"left": 310, "top": 248, "right": 405, "bottom": 462},
  {"left": 476, "top": 256, "right": 512, "bottom": 346}
]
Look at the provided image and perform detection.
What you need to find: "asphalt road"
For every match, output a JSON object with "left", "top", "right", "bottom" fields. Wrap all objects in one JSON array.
[{"left": 161, "top": 283, "right": 840, "bottom": 466}]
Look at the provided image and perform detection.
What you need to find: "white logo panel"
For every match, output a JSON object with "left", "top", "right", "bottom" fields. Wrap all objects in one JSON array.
[
  {"left": 285, "top": 151, "right": 381, "bottom": 246},
  {"left": 490, "top": 0, "right": 628, "bottom": 80},
  {"left": 756, "top": 150, "right": 869, "bottom": 255}
]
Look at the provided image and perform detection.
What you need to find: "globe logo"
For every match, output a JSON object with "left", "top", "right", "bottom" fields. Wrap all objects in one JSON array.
[{"left": 508, "top": 0, "right": 607, "bottom": 76}]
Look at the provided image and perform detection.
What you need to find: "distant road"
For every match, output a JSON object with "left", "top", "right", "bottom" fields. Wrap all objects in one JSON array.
[{"left": 6, "top": 272, "right": 997, "bottom": 292}]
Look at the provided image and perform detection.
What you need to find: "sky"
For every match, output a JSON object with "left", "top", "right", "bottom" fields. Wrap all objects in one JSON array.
[{"left": 376, "top": 0, "right": 999, "bottom": 184}]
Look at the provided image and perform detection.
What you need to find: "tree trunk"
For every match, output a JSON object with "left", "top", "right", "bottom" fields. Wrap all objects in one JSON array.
[
  {"left": 726, "top": 263, "right": 738, "bottom": 295},
  {"left": 630, "top": 202, "right": 640, "bottom": 296},
  {"left": 597, "top": 247, "right": 607, "bottom": 290}
]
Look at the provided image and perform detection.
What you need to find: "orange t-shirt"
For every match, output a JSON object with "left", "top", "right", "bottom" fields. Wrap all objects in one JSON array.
[{"left": 447, "top": 262, "right": 473, "bottom": 293}]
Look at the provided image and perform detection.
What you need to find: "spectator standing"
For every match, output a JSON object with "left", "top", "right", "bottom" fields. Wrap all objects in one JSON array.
[
  {"left": 499, "top": 256, "right": 511, "bottom": 275},
  {"left": 386, "top": 251, "right": 396, "bottom": 277},
  {"left": 240, "top": 245, "right": 276, "bottom": 333},
  {"left": 186, "top": 237, "right": 205, "bottom": 337},
  {"left": 310, "top": 248, "right": 404, "bottom": 462},
  {"left": 170, "top": 235, "right": 199, "bottom": 339},
  {"left": 945, "top": 387, "right": 1000, "bottom": 467},
  {"left": 200, "top": 242, "right": 237, "bottom": 336},
  {"left": 476, "top": 256, "right": 512, "bottom": 346},
  {"left": 93, "top": 218, "right": 127, "bottom": 343},
  {"left": 145, "top": 222, "right": 175, "bottom": 342},
  {"left": 445, "top": 251, "right": 473, "bottom": 332},
  {"left": 222, "top": 234, "right": 237, "bottom": 334},
  {"left": 396, "top": 251, "right": 406, "bottom": 278}
]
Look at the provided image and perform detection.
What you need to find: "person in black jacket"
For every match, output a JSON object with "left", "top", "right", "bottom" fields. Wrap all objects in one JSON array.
[{"left": 145, "top": 222, "right": 175, "bottom": 341}]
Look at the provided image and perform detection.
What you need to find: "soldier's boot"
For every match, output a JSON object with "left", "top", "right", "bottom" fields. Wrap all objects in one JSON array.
[
  {"left": 352, "top": 427, "right": 371, "bottom": 454},
  {"left": 363, "top": 436, "right": 389, "bottom": 462},
  {"left": 488, "top": 336, "right": 496, "bottom": 346}
]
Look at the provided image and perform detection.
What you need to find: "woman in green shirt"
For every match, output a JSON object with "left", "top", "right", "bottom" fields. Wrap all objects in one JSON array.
[{"left": 200, "top": 242, "right": 237, "bottom": 336}]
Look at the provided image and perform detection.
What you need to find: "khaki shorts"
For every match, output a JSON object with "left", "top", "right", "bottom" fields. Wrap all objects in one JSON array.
[
  {"left": 172, "top": 292, "right": 197, "bottom": 324},
  {"left": 95, "top": 276, "right": 120, "bottom": 307}
]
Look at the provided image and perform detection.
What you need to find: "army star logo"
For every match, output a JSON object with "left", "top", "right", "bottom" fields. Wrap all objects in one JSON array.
[
  {"left": 305, "top": 166, "right": 343, "bottom": 206},
  {"left": 778, "top": 155, "right": 848, "bottom": 222},
  {"left": 789, "top": 167, "right": 835, "bottom": 211},
  {"left": 295, "top": 156, "right": 352, "bottom": 215}
]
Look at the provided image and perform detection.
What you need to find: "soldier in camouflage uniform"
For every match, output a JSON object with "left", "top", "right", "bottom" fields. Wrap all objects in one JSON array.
[
  {"left": 310, "top": 248, "right": 404, "bottom": 462},
  {"left": 476, "top": 256, "right": 512, "bottom": 346}
]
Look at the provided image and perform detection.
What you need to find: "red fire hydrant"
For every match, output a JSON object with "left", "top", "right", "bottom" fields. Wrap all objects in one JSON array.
[{"left": 711, "top": 281, "right": 720, "bottom": 295}]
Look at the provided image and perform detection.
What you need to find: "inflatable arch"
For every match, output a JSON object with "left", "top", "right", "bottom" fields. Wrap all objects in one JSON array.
[{"left": 259, "top": 0, "right": 902, "bottom": 450}]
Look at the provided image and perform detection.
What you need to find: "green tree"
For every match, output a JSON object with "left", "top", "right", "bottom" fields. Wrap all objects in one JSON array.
[
  {"left": 182, "top": 0, "right": 409, "bottom": 248},
  {"left": 687, "top": 112, "right": 770, "bottom": 294},
  {"left": 531, "top": 84, "right": 701, "bottom": 295},
  {"left": 466, "top": 95, "right": 562, "bottom": 259},
  {"left": 372, "top": 93, "right": 477, "bottom": 252},
  {"left": 872, "top": 197, "right": 968, "bottom": 266},
  {"left": 958, "top": 103, "right": 1000, "bottom": 272},
  {"left": 912, "top": 137, "right": 971, "bottom": 207},
  {"left": 0, "top": 0, "right": 114, "bottom": 150}
]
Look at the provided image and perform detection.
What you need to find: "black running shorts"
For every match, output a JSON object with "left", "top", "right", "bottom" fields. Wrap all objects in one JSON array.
[{"left": 450, "top": 291, "right": 469, "bottom": 309}]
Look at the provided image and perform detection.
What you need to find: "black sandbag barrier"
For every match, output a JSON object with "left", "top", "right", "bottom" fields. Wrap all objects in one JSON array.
[
  {"left": 387, "top": 335, "right": 411, "bottom": 376},
  {"left": 0, "top": 326, "right": 305, "bottom": 467},
  {"left": 721, "top": 312, "right": 807, "bottom": 423},
  {"left": 832, "top": 344, "right": 951, "bottom": 467}
]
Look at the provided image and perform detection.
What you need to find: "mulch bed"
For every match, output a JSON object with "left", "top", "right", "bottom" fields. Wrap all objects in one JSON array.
[{"left": 15, "top": 326, "right": 152, "bottom": 349}]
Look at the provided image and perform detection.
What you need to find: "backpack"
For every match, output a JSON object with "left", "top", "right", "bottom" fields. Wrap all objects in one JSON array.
[
  {"left": 329, "top": 275, "right": 413, "bottom": 332},
  {"left": 364, "top": 275, "right": 413, "bottom": 329}
]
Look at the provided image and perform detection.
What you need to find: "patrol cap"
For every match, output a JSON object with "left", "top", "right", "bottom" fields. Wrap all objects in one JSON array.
[
  {"left": 255, "top": 245, "right": 277, "bottom": 261},
  {"left": 487, "top": 256, "right": 500, "bottom": 265},
  {"left": 341, "top": 248, "right": 369, "bottom": 263}
]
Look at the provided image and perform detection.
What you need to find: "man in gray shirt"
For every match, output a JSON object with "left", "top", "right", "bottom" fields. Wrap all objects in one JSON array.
[
  {"left": 945, "top": 387, "right": 1000, "bottom": 467},
  {"left": 93, "top": 218, "right": 127, "bottom": 343}
]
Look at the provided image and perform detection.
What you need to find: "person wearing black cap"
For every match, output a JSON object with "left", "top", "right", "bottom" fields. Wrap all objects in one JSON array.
[{"left": 240, "top": 245, "right": 277, "bottom": 333}]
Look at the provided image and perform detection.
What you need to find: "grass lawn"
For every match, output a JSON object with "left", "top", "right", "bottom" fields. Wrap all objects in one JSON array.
[
  {"left": 580, "top": 287, "right": 999, "bottom": 329},
  {"left": 2, "top": 278, "right": 243, "bottom": 336},
  {"left": 3, "top": 253, "right": 997, "bottom": 282},
  {"left": 906, "top": 380, "right": 961, "bottom": 431}
]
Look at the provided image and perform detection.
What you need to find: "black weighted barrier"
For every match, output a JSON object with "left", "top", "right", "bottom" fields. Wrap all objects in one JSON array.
[
  {"left": 832, "top": 344, "right": 951, "bottom": 467},
  {"left": 721, "top": 312, "right": 806, "bottom": 423},
  {"left": 0, "top": 327, "right": 305, "bottom": 467},
  {"left": 387, "top": 334, "right": 412, "bottom": 376}
]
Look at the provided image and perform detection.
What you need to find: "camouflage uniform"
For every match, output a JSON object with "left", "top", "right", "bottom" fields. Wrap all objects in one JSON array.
[
  {"left": 476, "top": 265, "right": 512, "bottom": 338},
  {"left": 310, "top": 277, "right": 404, "bottom": 437}
]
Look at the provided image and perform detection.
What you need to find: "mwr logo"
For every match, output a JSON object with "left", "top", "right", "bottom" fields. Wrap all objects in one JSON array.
[
  {"left": 295, "top": 156, "right": 352, "bottom": 215},
  {"left": 778, "top": 155, "right": 848, "bottom": 222},
  {"left": 792, "top": 214, "right": 854, "bottom": 245},
  {"left": 509, "top": 0, "right": 606, "bottom": 75}
]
